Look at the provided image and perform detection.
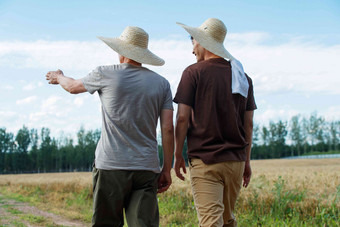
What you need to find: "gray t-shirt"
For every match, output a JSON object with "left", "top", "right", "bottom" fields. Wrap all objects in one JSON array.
[{"left": 82, "top": 63, "right": 173, "bottom": 173}]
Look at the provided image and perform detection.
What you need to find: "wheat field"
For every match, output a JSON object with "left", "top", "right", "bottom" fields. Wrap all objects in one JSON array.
[{"left": 0, "top": 158, "right": 339, "bottom": 226}]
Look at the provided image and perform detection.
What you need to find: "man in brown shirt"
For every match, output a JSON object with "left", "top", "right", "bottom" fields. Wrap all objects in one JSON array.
[{"left": 174, "top": 18, "right": 257, "bottom": 226}]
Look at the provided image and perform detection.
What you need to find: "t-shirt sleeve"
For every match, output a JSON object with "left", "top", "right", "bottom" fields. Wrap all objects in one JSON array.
[
  {"left": 246, "top": 76, "right": 257, "bottom": 111},
  {"left": 162, "top": 81, "right": 174, "bottom": 110},
  {"left": 173, "top": 68, "right": 196, "bottom": 107},
  {"left": 82, "top": 67, "right": 104, "bottom": 94}
]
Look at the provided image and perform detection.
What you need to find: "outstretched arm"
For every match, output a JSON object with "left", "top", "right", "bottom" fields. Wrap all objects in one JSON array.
[
  {"left": 46, "top": 70, "right": 87, "bottom": 94},
  {"left": 157, "top": 109, "right": 174, "bottom": 193},
  {"left": 243, "top": 110, "right": 254, "bottom": 188},
  {"left": 174, "top": 103, "right": 191, "bottom": 181}
]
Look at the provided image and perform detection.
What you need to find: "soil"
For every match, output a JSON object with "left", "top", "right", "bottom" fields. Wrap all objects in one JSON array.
[{"left": 0, "top": 194, "right": 88, "bottom": 226}]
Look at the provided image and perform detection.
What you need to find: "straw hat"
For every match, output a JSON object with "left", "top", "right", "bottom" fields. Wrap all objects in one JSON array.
[
  {"left": 98, "top": 26, "right": 165, "bottom": 66},
  {"left": 176, "top": 18, "right": 235, "bottom": 60},
  {"left": 177, "top": 18, "right": 250, "bottom": 98}
]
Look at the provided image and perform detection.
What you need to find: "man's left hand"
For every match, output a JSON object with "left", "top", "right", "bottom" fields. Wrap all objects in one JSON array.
[
  {"left": 157, "top": 170, "right": 172, "bottom": 193},
  {"left": 243, "top": 161, "right": 252, "bottom": 188}
]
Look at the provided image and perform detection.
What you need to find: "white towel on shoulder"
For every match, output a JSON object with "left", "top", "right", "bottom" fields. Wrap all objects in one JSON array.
[{"left": 230, "top": 59, "right": 249, "bottom": 98}]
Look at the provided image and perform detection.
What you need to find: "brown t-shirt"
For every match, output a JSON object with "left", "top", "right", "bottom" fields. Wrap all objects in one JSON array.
[{"left": 173, "top": 58, "right": 257, "bottom": 164}]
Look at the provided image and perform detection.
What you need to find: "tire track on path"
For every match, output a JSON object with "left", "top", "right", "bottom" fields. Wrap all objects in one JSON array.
[{"left": 0, "top": 193, "right": 88, "bottom": 226}]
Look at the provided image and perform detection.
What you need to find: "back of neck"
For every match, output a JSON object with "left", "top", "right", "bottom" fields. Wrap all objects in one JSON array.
[
  {"left": 204, "top": 51, "right": 223, "bottom": 60},
  {"left": 121, "top": 57, "right": 142, "bottom": 67}
]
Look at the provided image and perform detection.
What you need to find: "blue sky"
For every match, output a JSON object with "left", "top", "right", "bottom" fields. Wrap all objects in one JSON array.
[
  {"left": 1, "top": 0, "right": 339, "bottom": 42},
  {"left": 0, "top": 0, "right": 339, "bottom": 137}
]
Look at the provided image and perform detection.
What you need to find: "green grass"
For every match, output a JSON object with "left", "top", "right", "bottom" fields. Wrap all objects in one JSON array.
[
  {"left": 8, "top": 220, "right": 26, "bottom": 227},
  {"left": 236, "top": 176, "right": 339, "bottom": 226},
  {"left": 1, "top": 204, "right": 64, "bottom": 227},
  {"left": 6, "top": 207, "right": 24, "bottom": 215},
  {"left": 63, "top": 187, "right": 92, "bottom": 221},
  {"left": 0, "top": 190, "right": 74, "bottom": 226},
  {"left": 0, "top": 185, "right": 93, "bottom": 223},
  {"left": 21, "top": 214, "right": 46, "bottom": 224},
  {"left": 158, "top": 189, "right": 198, "bottom": 226},
  {"left": 1, "top": 175, "right": 339, "bottom": 226},
  {"left": 0, "top": 202, "right": 50, "bottom": 226}
]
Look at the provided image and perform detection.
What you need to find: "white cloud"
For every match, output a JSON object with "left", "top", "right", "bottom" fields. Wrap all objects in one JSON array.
[
  {"left": 0, "top": 34, "right": 339, "bottom": 137},
  {"left": 74, "top": 97, "right": 84, "bottom": 107},
  {"left": 2, "top": 85, "right": 14, "bottom": 90},
  {"left": 0, "top": 111, "right": 17, "bottom": 118},
  {"left": 21, "top": 81, "right": 45, "bottom": 91},
  {"left": 148, "top": 39, "right": 194, "bottom": 85},
  {"left": 0, "top": 111, "right": 19, "bottom": 133},
  {"left": 1, "top": 35, "right": 339, "bottom": 96},
  {"left": 29, "top": 111, "right": 47, "bottom": 122},
  {"left": 23, "top": 83, "right": 35, "bottom": 91},
  {"left": 228, "top": 41, "right": 340, "bottom": 95},
  {"left": 255, "top": 108, "right": 300, "bottom": 125},
  {"left": 323, "top": 106, "right": 340, "bottom": 122},
  {"left": 0, "top": 40, "right": 114, "bottom": 72},
  {"left": 16, "top": 96, "right": 37, "bottom": 105},
  {"left": 41, "top": 95, "right": 63, "bottom": 111}
]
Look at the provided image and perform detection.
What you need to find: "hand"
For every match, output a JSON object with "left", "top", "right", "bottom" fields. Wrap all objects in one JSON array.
[
  {"left": 157, "top": 170, "right": 171, "bottom": 193},
  {"left": 174, "top": 154, "right": 186, "bottom": 181},
  {"left": 46, "top": 69, "right": 64, "bottom": 84},
  {"left": 243, "top": 161, "right": 252, "bottom": 188}
]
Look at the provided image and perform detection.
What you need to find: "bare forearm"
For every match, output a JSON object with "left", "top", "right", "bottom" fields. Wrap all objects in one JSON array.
[
  {"left": 175, "top": 120, "right": 188, "bottom": 156},
  {"left": 175, "top": 104, "right": 191, "bottom": 156},
  {"left": 161, "top": 128, "right": 174, "bottom": 172},
  {"left": 244, "top": 111, "right": 254, "bottom": 162},
  {"left": 245, "top": 127, "right": 253, "bottom": 162},
  {"left": 58, "top": 75, "right": 76, "bottom": 93},
  {"left": 160, "top": 109, "right": 174, "bottom": 172},
  {"left": 46, "top": 70, "right": 86, "bottom": 94}
]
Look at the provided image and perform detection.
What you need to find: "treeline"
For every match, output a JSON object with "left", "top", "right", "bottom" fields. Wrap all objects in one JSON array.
[
  {"left": 251, "top": 113, "right": 339, "bottom": 159},
  {"left": 0, "top": 113, "right": 339, "bottom": 174},
  {"left": 0, "top": 125, "right": 169, "bottom": 174},
  {"left": 0, "top": 127, "right": 101, "bottom": 174}
]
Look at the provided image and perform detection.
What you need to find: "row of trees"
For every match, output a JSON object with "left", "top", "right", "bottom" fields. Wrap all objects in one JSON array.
[
  {"left": 0, "top": 127, "right": 100, "bottom": 174},
  {"left": 0, "top": 113, "right": 339, "bottom": 173},
  {"left": 252, "top": 113, "right": 339, "bottom": 159}
]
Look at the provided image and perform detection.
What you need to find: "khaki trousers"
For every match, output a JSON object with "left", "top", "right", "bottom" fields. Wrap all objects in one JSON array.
[{"left": 189, "top": 158, "right": 245, "bottom": 227}]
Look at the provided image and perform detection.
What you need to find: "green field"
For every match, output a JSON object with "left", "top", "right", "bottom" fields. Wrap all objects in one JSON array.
[{"left": 0, "top": 159, "right": 339, "bottom": 226}]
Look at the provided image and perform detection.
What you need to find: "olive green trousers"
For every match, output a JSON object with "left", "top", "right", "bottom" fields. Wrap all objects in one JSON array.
[{"left": 92, "top": 167, "right": 159, "bottom": 227}]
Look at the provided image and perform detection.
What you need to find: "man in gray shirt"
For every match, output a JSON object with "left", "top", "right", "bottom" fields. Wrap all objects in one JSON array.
[{"left": 46, "top": 26, "right": 174, "bottom": 227}]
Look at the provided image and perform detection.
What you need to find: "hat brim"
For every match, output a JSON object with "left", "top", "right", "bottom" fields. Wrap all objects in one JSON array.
[
  {"left": 176, "top": 22, "right": 234, "bottom": 61},
  {"left": 97, "top": 36, "right": 165, "bottom": 66}
]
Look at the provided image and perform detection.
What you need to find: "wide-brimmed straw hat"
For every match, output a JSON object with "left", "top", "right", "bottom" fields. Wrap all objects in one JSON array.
[
  {"left": 176, "top": 18, "right": 235, "bottom": 60},
  {"left": 177, "top": 18, "right": 250, "bottom": 98},
  {"left": 98, "top": 26, "right": 164, "bottom": 66}
]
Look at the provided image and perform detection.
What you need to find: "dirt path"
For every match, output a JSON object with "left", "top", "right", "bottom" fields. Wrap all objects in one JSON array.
[{"left": 0, "top": 194, "right": 88, "bottom": 227}]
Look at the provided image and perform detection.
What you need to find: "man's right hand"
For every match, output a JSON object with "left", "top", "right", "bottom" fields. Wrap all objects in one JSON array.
[
  {"left": 46, "top": 69, "right": 64, "bottom": 84},
  {"left": 174, "top": 154, "right": 187, "bottom": 181},
  {"left": 157, "top": 169, "right": 172, "bottom": 193}
]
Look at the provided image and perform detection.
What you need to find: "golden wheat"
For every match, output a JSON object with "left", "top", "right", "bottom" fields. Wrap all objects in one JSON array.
[
  {"left": 1, "top": 159, "right": 339, "bottom": 198},
  {"left": 0, "top": 158, "right": 339, "bottom": 225}
]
